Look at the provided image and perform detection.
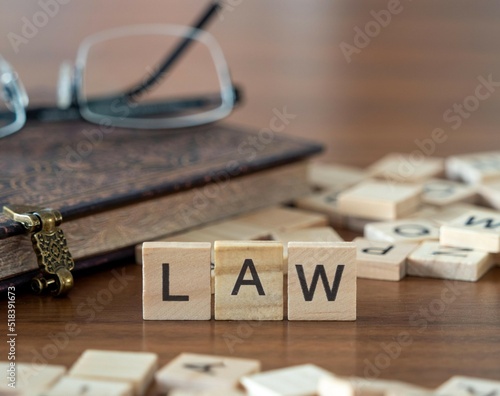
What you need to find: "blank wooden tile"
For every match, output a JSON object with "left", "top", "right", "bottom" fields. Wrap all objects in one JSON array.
[
  {"left": 318, "top": 374, "right": 430, "bottom": 396},
  {"left": 0, "top": 362, "right": 65, "bottom": 392},
  {"left": 337, "top": 181, "right": 422, "bottom": 220},
  {"left": 214, "top": 241, "right": 283, "bottom": 320},
  {"left": 272, "top": 227, "right": 343, "bottom": 274},
  {"left": 237, "top": 206, "right": 328, "bottom": 233},
  {"left": 241, "top": 364, "right": 331, "bottom": 396},
  {"left": 46, "top": 376, "right": 133, "bottom": 396},
  {"left": 405, "top": 205, "right": 441, "bottom": 221},
  {"left": 294, "top": 188, "right": 347, "bottom": 227},
  {"left": 365, "top": 219, "right": 439, "bottom": 244},
  {"left": 143, "top": 242, "right": 211, "bottom": 320},
  {"left": 288, "top": 242, "right": 356, "bottom": 321},
  {"left": 440, "top": 208, "right": 500, "bottom": 253},
  {"left": 436, "top": 376, "right": 500, "bottom": 395},
  {"left": 68, "top": 350, "right": 158, "bottom": 396},
  {"left": 407, "top": 241, "right": 494, "bottom": 282},
  {"left": 368, "top": 153, "right": 444, "bottom": 183},
  {"left": 479, "top": 178, "right": 500, "bottom": 209},
  {"left": 354, "top": 237, "right": 418, "bottom": 281},
  {"left": 422, "top": 179, "right": 477, "bottom": 206},
  {"left": 431, "top": 203, "right": 482, "bottom": 225},
  {"left": 446, "top": 151, "right": 500, "bottom": 184},
  {"left": 308, "top": 162, "right": 366, "bottom": 189},
  {"left": 169, "top": 389, "right": 246, "bottom": 396},
  {"left": 155, "top": 352, "right": 260, "bottom": 392}
]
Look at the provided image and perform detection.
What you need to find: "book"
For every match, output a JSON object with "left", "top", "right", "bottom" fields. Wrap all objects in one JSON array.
[{"left": 0, "top": 121, "right": 322, "bottom": 288}]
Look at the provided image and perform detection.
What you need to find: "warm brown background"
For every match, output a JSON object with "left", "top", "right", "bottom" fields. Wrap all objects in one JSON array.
[{"left": 1, "top": 0, "right": 500, "bottom": 392}]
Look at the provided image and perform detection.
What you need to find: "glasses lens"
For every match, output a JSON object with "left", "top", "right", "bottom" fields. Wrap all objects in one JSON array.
[
  {"left": 0, "top": 87, "right": 16, "bottom": 130},
  {"left": 78, "top": 28, "right": 233, "bottom": 128},
  {"left": 0, "top": 66, "right": 26, "bottom": 139}
]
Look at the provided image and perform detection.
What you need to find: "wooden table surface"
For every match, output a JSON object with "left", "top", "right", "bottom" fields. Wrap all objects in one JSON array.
[{"left": 1, "top": 0, "right": 500, "bottom": 392}]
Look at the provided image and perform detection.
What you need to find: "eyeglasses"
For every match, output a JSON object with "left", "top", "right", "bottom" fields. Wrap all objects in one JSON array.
[{"left": 0, "top": 1, "right": 240, "bottom": 139}]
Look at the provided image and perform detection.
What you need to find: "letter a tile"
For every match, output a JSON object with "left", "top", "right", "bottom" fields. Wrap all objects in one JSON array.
[
  {"left": 143, "top": 242, "right": 211, "bottom": 320},
  {"left": 214, "top": 241, "right": 283, "bottom": 320},
  {"left": 288, "top": 242, "right": 356, "bottom": 321}
]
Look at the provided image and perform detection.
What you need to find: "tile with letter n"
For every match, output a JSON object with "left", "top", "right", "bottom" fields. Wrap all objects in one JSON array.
[
  {"left": 68, "top": 350, "right": 158, "bottom": 396},
  {"left": 407, "top": 241, "right": 494, "bottom": 282},
  {"left": 436, "top": 376, "right": 500, "bottom": 396},
  {"left": 287, "top": 242, "right": 356, "bottom": 321},
  {"left": 214, "top": 241, "right": 283, "bottom": 320},
  {"left": 337, "top": 180, "right": 422, "bottom": 221},
  {"left": 45, "top": 376, "right": 133, "bottom": 396},
  {"left": 155, "top": 352, "right": 260, "bottom": 392},
  {"left": 364, "top": 219, "right": 439, "bottom": 244},
  {"left": 440, "top": 209, "right": 500, "bottom": 253},
  {"left": 142, "top": 242, "right": 211, "bottom": 320},
  {"left": 241, "top": 364, "right": 332, "bottom": 396},
  {"left": 354, "top": 237, "right": 418, "bottom": 281}
]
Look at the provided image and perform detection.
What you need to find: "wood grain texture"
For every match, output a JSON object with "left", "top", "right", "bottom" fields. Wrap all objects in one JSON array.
[
  {"left": 1, "top": 0, "right": 500, "bottom": 393},
  {"left": 287, "top": 242, "right": 356, "bottom": 321},
  {"left": 214, "top": 241, "right": 284, "bottom": 320},
  {"left": 142, "top": 242, "right": 211, "bottom": 320}
]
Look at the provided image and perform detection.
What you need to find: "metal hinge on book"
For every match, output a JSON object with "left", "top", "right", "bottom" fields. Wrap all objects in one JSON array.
[{"left": 3, "top": 205, "right": 75, "bottom": 296}]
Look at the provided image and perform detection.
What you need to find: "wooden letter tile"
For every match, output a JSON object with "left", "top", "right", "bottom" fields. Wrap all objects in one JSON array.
[
  {"left": 364, "top": 219, "right": 439, "bottom": 244},
  {"left": 155, "top": 352, "right": 260, "bottom": 392},
  {"left": 422, "top": 179, "right": 477, "bottom": 206},
  {"left": 288, "top": 242, "right": 356, "bottom": 321},
  {"left": 308, "top": 162, "right": 366, "bottom": 189},
  {"left": 272, "top": 227, "right": 343, "bottom": 274},
  {"left": 368, "top": 153, "right": 444, "bottom": 183},
  {"left": 0, "top": 362, "right": 65, "bottom": 392},
  {"left": 440, "top": 208, "right": 500, "bottom": 253},
  {"left": 143, "top": 242, "right": 211, "bottom": 320},
  {"left": 407, "top": 241, "right": 494, "bottom": 282},
  {"left": 214, "top": 241, "right": 283, "bottom": 320},
  {"left": 241, "top": 364, "right": 331, "bottom": 396},
  {"left": 68, "top": 350, "right": 158, "bottom": 396},
  {"left": 318, "top": 375, "right": 430, "bottom": 396},
  {"left": 294, "top": 188, "right": 347, "bottom": 227},
  {"left": 46, "top": 376, "right": 133, "bottom": 396},
  {"left": 337, "top": 181, "right": 422, "bottom": 220},
  {"left": 354, "top": 237, "right": 418, "bottom": 281},
  {"left": 479, "top": 178, "right": 500, "bottom": 209},
  {"left": 436, "top": 376, "right": 500, "bottom": 395},
  {"left": 446, "top": 151, "right": 500, "bottom": 184}
]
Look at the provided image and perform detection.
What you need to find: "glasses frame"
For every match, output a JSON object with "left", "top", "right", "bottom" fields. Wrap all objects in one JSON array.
[
  {"left": 75, "top": 24, "right": 235, "bottom": 129},
  {"left": 0, "top": 1, "right": 241, "bottom": 139}
]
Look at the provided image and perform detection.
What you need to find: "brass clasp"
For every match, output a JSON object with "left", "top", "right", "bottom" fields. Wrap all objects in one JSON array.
[{"left": 3, "top": 205, "right": 74, "bottom": 296}]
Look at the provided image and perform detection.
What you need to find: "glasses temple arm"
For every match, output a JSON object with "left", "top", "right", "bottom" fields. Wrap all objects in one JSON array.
[{"left": 123, "top": 1, "right": 222, "bottom": 99}]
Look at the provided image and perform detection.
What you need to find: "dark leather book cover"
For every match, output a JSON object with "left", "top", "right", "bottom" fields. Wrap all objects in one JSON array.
[{"left": 0, "top": 121, "right": 322, "bottom": 285}]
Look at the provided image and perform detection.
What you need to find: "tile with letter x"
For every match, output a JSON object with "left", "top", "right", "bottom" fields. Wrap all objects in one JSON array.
[
  {"left": 337, "top": 180, "right": 422, "bottom": 221},
  {"left": 408, "top": 241, "right": 494, "bottom": 282},
  {"left": 154, "top": 352, "right": 260, "bottom": 392},
  {"left": 68, "top": 349, "right": 158, "bottom": 396},
  {"left": 143, "top": 242, "right": 211, "bottom": 320},
  {"left": 242, "top": 364, "right": 332, "bottom": 396},
  {"left": 214, "top": 241, "right": 283, "bottom": 320},
  {"left": 288, "top": 242, "right": 356, "bottom": 321},
  {"left": 45, "top": 376, "right": 133, "bottom": 396},
  {"left": 440, "top": 209, "right": 500, "bottom": 253},
  {"left": 436, "top": 376, "right": 500, "bottom": 396},
  {"left": 354, "top": 237, "right": 418, "bottom": 281}
]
